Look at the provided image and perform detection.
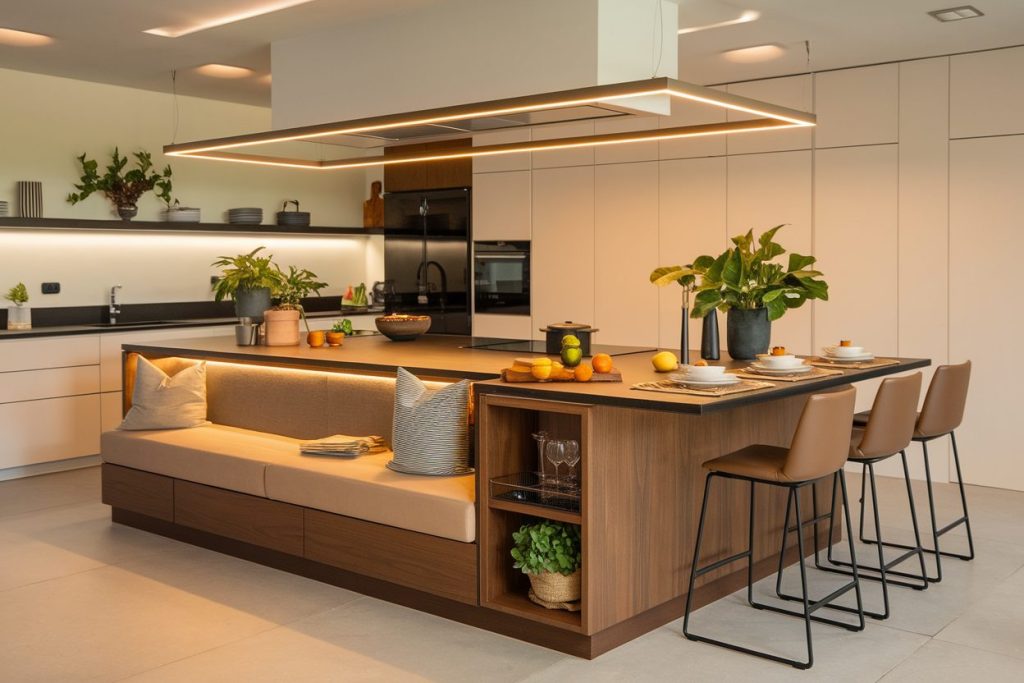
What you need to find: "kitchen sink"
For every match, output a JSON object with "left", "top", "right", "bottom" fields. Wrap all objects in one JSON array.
[{"left": 86, "top": 321, "right": 177, "bottom": 328}]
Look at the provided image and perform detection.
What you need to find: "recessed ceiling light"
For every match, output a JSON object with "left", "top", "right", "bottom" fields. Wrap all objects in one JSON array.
[
  {"left": 195, "top": 64, "right": 255, "bottom": 79},
  {"left": 0, "top": 27, "right": 54, "bottom": 47},
  {"left": 928, "top": 5, "right": 985, "bottom": 21},
  {"left": 678, "top": 10, "right": 760, "bottom": 35},
  {"left": 144, "top": 0, "right": 317, "bottom": 38},
  {"left": 721, "top": 44, "right": 786, "bottom": 63}
]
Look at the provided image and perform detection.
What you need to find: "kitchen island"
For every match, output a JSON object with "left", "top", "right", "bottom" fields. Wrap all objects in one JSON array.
[{"left": 115, "top": 334, "right": 927, "bottom": 657}]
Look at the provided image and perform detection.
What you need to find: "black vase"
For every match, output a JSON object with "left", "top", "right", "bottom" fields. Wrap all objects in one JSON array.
[
  {"left": 727, "top": 308, "right": 771, "bottom": 360},
  {"left": 701, "top": 310, "right": 720, "bottom": 360}
]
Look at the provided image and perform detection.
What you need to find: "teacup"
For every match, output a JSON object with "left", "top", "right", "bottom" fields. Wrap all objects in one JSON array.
[
  {"left": 684, "top": 364, "right": 726, "bottom": 380},
  {"left": 756, "top": 354, "right": 803, "bottom": 369},
  {"left": 828, "top": 345, "right": 864, "bottom": 358}
]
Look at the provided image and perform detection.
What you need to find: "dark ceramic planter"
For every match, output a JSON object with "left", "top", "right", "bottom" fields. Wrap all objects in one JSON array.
[
  {"left": 234, "top": 287, "right": 273, "bottom": 322},
  {"left": 117, "top": 205, "right": 138, "bottom": 221},
  {"left": 727, "top": 308, "right": 771, "bottom": 360}
]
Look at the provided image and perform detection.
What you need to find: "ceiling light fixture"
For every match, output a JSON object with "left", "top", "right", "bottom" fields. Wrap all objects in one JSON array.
[
  {"left": 678, "top": 10, "right": 760, "bottom": 35},
  {"left": 164, "top": 77, "right": 815, "bottom": 171},
  {"left": 0, "top": 27, "right": 54, "bottom": 46},
  {"left": 928, "top": 5, "right": 984, "bottom": 21},
  {"left": 195, "top": 64, "right": 255, "bottom": 79},
  {"left": 144, "top": 0, "right": 317, "bottom": 38},
  {"left": 721, "top": 44, "right": 786, "bottom": 63}
]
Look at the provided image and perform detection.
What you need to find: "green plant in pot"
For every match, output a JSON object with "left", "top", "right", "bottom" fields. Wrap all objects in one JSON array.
[
  {"left": 511, "top": 520, "right": 582, "bottom": 607},
  {"left": 211, "top": 247, "right": 279, "bottom": 323},
  {"left": 5, "top": 282, "right": 31, "bottom": 330},
  {"left": 67, "top": 148, "right": 173, "bottom": 221},
  {"left": 271, "top": 264, "right": 328, "bottom": 347},
  {"left": 650, "top": 225, "right": 829, "bottom": 359}
]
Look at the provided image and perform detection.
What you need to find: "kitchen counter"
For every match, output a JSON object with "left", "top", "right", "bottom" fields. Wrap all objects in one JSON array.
[{"left": 122, "top": 333, "right": 928, "bottom": 414}]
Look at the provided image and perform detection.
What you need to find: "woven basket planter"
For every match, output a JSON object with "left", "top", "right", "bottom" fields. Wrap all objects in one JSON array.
[{"left": 529, "top": 569, "right": 581, "bottom": 604}]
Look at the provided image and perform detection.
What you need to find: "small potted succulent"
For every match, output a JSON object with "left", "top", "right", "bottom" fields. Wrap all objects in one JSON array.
[
  {"left": 511, "top": 520, "right": 582, "bottom": 608},
  {"left": 5, "top": 282, "right": 31, "bottom": 330},
  {"left": 269, "top": 264, "right": 328, "bottom": 347},
  {"left": 211, "top": 247, "right": 279, "bottom": 322},
  {"left": 650, "top": 225, "right": 829, "bottom": 359},
  {"left": 67, "top": 148, "right": 173, "bottom": 221},
  {"left": 326, "top": 319, "right": 352, "bottom": 347}
]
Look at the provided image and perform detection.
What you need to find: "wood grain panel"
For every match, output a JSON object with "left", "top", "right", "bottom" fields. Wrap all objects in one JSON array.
[
  {"left": 174, "top": 480, "right": 304, "bottom": 555},
  {"left": 102, "top": 463, "right": 173, "bottom": 521},
  {"left": 305, "top": 508, "right": 478, "bottom": 605},
  {"left": 384, "top": 139, "right": 472, "bottom": 191}
]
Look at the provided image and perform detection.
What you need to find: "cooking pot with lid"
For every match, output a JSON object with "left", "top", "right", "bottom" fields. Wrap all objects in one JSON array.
[{"left": 539, "top": 321, "right": 598, "bottom": 355}]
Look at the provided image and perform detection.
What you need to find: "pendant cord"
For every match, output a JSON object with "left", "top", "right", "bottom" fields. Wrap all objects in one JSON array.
[
  {"left": 651, "top": 0, "right": 664, "bottom": 78},
  {"left": 171, "top": 70, "right": 180, "bottom": 145}
]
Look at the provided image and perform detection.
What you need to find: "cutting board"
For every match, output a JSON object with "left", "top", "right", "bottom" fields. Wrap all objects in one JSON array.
[{"left": 500, "top": 368, "right": 623, "bottom": 383}]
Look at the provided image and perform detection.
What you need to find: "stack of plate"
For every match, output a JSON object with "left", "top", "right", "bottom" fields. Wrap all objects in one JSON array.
[
  {"left": 227, "top": 207, "right": 263, "bottom": 225},
  {"left": 748, "top": 354, "right": 812, "bottom": 376},
  {"left": 0, "top": 200, "right": 8, "bottom": 217},
  {"left": 668, "top": 365, "right": 741, "bottom": 389},
  {"left": 821, "top": 345, "right": 875, "bottom": 362},
  {"left": 163, "top": 207, "right": 201, "bottom": 222}
]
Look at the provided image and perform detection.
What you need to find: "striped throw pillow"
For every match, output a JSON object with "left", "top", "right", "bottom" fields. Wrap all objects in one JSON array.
[{"left": 387, "top": 367, "right": 472, "bottom": 476}]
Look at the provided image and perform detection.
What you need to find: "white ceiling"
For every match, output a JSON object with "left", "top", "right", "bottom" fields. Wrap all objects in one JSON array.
[{"left": 0, "top": 0, "right": 1021, "bottom": 107}]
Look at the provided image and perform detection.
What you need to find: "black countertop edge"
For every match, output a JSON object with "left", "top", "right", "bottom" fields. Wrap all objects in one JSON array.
[
  {"left": 474, "top": 358, "right": 932, "bottom": 415},
  {"left": 119, "top": 343, "right": 500, "bottom": 382},
  {"left": 0, "top": 308, "right": 385, "bottom": 341}
]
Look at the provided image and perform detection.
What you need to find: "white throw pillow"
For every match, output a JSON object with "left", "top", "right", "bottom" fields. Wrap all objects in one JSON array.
[
  {"left": 387, "top": 367, "right": 472, "bottom": 476},
  {"left": 119, "top": 357, "right": 209, "bottom": 431}
]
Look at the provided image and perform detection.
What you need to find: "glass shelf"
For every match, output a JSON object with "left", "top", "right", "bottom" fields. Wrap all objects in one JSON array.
[{"left": 490, "top": 472, "right": 580, "bottom": 516}]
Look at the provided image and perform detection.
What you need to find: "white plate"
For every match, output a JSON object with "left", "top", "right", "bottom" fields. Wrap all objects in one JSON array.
[
  {"left": 747, "top": 363, "right": 813, "bottom": 375},
  {"left": 821, "top": 352, "right": 875, "bottom": 362},
  {"left": 668, "top": 373, "right": 741, "bottom": 387}
]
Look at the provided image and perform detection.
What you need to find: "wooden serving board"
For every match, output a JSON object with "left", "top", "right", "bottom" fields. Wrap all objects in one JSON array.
[{"left": 500, "top": 368, "right": 622, "bottom": 383}]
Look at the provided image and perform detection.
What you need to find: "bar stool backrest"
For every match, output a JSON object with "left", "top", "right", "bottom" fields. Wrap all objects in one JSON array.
[
  {"left": 917, "top": 361, "right": 972, "bottom": 438},
  {"left": 856, "top": 372, "right": 922, "bottom": 458},
  {"left": 783, "top": 385, "right": 857, "bottom": 482}
]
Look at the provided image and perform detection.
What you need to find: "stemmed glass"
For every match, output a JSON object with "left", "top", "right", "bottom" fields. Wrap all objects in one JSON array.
[
  {"left": 561, "top": 441, "right": 581, "bottom": 492},
  {"left": 545, "top": 440, "right": 568, "bottom": 490}
]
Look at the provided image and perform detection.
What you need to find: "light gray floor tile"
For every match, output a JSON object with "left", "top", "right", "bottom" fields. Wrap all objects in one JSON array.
[
  {"left": 0, "top": 466, "right": 99, "bottom": 518},
  {"left": 881, "top": 640, "right": 1024, "bottom": 681},
  {"left": 933, "top": 565, "right": 1024, "bottom": 660}
]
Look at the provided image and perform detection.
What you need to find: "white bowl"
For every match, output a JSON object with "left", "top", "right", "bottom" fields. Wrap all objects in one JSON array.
[
  {"left": 684, "top": 364, "right": 726, "bottom": 380},
  {"left": 828, "top": 345, "right": 864, "bottom": 358},
  {"left": 756, "top": 354, "right": 803, "bottom": 369}
]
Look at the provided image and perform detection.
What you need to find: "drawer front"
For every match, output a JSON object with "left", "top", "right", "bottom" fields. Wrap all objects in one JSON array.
[
  {"left": 100, "top": 326, "right": 231, "bottom": 392},
  {"left": 102, "top": 464, "right": 174, "bottom": 521},
  {"left": 101, "top": 391, "right": 123, "bottom": 432},
  {"left": 0, "top": 394, "right": 101, "bottom": 469},
  {"left": 0, "top": 335, "right": 99, "bottom": 373},
  {"left": 305, "top": 508, "right": 478, "bottom": 605},
  {"left": 0, "top": 366, "right": 100, "bottom": 404},
  {"left": 174, "top": 480, "right": 304, "bottom": 555}
]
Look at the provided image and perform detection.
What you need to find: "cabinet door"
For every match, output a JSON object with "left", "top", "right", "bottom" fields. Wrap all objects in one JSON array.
[
  {"left": 472, "top": 171, "right": 532, "bottom": 241},
  {"left": 0, "top": 366, "right": 99, "bottom": 404},
  {"left": 815, "top": 64, "right": 898, "bottom": 148},
  {"left": 472, "top": 313, "right": 533, "bottom": 340},
  {"left": 950, "top": 46, "right": 1024, "bottom": 139},
  {"left": 0, "top": 335, "right": 98, "bottom": 373},
  {"left": 531, "top": 166, "right": 595, "bottom": 338},
  {"left": 0, "top": 395, "right": 101, "bottom": 469}
]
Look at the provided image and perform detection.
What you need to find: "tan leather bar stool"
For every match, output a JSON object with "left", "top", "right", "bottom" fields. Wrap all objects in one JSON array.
[
  {"left": 776, "top": 373, "right": 928, "bottom": 621},
  {"left": 683, "top": 386, "right": 864, "bottom": 670},
  {"left": 854, "top": 361, "right": 974, "bottom": 583}
]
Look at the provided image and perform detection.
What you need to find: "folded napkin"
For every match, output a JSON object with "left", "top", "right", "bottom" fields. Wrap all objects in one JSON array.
[{"left": 299, "top": 434, "right": 387, "bottom": 458}]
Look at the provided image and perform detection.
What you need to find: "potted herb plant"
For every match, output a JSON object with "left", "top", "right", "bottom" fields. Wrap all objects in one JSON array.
[
  {"left": 651, "top": 225, "right": 829, "bottom": 359},
  {"left": 67, "top": 148, "right": 173, "bottom": 221},
  {"left": 211, "top": 247, "right": 279, "bottom": 322},
  {"left": 511, "top": 520, "right": 582, "bottom": 608},
  {"left": 267, "top": 264, "right": 328, "bottom": 347},
  {"left": 326, "top": 319, "right": 352, "bottom": 347},
  {"left": 5, "top": 282, "right": 31, "bottom": 330}
]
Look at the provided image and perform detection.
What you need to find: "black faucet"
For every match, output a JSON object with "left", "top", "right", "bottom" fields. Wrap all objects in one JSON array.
[{"left": 416, "top": 260, "right": 447, "bottom": 312}]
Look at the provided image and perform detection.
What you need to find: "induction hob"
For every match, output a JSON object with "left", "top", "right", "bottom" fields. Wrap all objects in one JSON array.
[{"left": 462, "top": 337, "right": 656, "bottom": 357}]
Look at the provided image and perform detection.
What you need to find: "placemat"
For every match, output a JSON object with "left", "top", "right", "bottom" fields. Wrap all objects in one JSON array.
[
  {"left": 632, "top": 379, "right": 775, "bottom": 397},
  {"left": 730, "top": 366, "right": 845, "bottom": 383},
  {"left": 806, "top": 357, "right": 901, "bottom": 370}
]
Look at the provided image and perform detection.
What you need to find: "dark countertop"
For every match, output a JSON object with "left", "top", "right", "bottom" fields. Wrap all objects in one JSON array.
[
  {"left": 122, "top": 334, "right": 930, "bottom": 415},
  {"left": 0, "top": 307, "right": 385, "bottom": 341}
]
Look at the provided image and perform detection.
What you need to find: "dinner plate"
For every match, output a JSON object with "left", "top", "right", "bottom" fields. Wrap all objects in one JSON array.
[
  {"left": 747, "top": 363, "right": 812, "bottom": 375},
  {"left": 668, "top": 372, "right": 741, "bottom": 388},
  {"left": 821, "top": 352, "right": 875, "bottom": 362}
]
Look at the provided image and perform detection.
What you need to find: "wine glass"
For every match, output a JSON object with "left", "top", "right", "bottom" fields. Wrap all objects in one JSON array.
[
  {"left": 562, "top": 440, "right": 581, "bottom": 491},
  {"left": 545, "top": 440, "right": 568, "bottom": 489}
]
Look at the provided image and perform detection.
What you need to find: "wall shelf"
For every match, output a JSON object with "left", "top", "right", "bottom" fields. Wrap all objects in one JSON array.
[{"left": 0, "top": 217, "right": 385, "bottom": 236}]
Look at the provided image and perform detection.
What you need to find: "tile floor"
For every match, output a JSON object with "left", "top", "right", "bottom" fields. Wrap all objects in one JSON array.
[{"left": 1, "top": 466, "right": 1022, "bottom": 681}]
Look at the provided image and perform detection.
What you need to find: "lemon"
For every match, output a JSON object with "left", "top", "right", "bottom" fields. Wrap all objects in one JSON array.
[
  {"left": 531, "top": 364, "right": 553, "bottom": 380},
  {"left": 651, "top": 351, "right": 679, "bottom": 372},
  {"left": 561, "top": 334, "right": 581, "bottom": 348},
  {"left": 531, "top": 357, "right": 552, "bottom": 367}
]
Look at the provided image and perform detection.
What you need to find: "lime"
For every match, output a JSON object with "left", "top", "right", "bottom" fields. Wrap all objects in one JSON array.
[
  {"left": 561, "top": 334, "right": 581, "bottom": 348},
  {"left": 561, "top": 346, "right": 583, "bottom": 368}
]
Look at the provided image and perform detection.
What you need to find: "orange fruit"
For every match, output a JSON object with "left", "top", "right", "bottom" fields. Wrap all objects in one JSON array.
[
  {"left": 591, "top": 353, "right": 613, "bottom": 374},
  {"left": 574, "top": 364, "right": 593, "bottom": 382}
]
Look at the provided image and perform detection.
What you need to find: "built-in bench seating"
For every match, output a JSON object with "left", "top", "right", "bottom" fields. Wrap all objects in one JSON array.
[{"left": 101, "top": 356, "right": 477, "bottom": 604}]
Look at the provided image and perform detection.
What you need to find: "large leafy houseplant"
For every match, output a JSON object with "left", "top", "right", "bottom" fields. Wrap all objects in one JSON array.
[
  {"left": 511, "top": 520, "right": 582, "bottom": 606},
  {"left": 211, "top": 247, "right": 279, "bottom": 321},
  {"left": 67, "top": 148, "right": 173, "bottom": 220},
  {"left": 274, "top": 264, "right": 328, "bottom": 334}
]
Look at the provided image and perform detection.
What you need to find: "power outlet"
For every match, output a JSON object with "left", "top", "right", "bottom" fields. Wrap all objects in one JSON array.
[{"left": 41, "top": 282, "right": 60, "bottom": 294}]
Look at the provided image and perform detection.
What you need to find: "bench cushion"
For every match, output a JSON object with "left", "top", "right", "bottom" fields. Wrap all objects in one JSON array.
[
  {"left": 102, "top": 424, "right": 298, "bottom": 496},
  {"left": 266, "top": 452, "right": 476, "bottom": 543}
]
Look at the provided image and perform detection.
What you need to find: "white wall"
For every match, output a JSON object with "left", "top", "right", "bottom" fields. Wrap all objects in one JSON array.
[
  {"left": 472, "top": 45, "right": 1024, "bottom": 492},
  {"left": 0, "top": 67, "right": 371, "bottom": 306}
]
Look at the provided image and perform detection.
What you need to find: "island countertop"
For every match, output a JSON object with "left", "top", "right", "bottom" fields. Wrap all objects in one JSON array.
[{"left": 123, "top": 333, "right": 929, "bottom": 415}]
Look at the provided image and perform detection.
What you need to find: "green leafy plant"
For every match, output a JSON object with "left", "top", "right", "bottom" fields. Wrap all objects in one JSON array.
[
  {"left": 211, "top": 247, "right": 281, "bottom": 302},
  {"left": 331, "top": 319, "right": 353, "bottom": 335},
  {"left": 274, "top": 264, "right": 328, "bottom": 333},
  {"left": 511, "top": 520, "right": 581, "bottom": 576},
  {"left": 5, "top": 283, "right": 29, "bottom": 305},
  {"left": 650, "top": 225, "right": 828, "bottom": 321},
  {"left": 67, "top": 148, "right": 173, "bottom": 209}
]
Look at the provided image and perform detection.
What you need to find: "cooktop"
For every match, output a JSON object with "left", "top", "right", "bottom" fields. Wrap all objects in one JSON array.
[{"left": 462, "top": 337, "right": 656, "bottom": 357}]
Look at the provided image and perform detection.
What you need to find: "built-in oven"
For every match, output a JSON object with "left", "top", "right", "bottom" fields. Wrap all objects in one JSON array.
[{"left": 474, "top": 241, "right": 530, "bottom": 315}]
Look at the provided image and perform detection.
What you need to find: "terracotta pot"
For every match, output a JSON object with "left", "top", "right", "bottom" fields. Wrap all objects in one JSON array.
[
  {"left": 264, "top": 308, "right": 300, "bottom": 346},
  {"left": 307, "top": 330, "right": 326, "bottom": 348},
  {"left": 325, "top": 331, "right": 345, "bottom": 347},
  {"left": 528, "top": 569, "right": 581, "bottom": 603}
]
